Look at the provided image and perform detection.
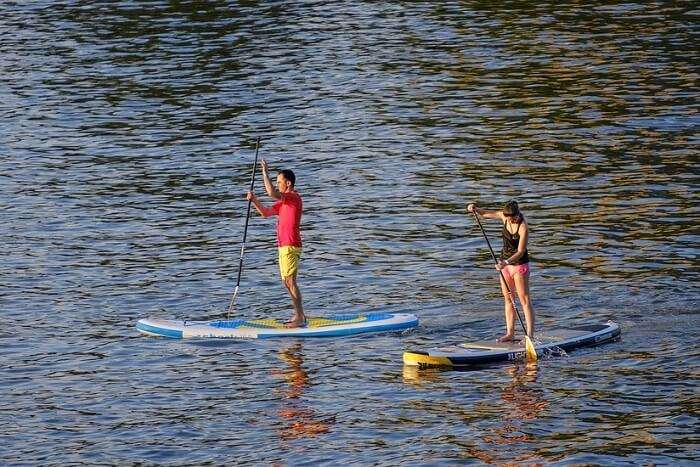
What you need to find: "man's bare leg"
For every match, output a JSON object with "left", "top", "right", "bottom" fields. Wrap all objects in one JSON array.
[{"left": 283, "top": 275, "right": 305, "bottom": 328}]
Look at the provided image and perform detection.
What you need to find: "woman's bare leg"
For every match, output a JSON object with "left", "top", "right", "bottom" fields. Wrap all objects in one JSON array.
[
  {"left": 499, "top": 273, "right": 516, "bottom": 342},
  {"left": 514, "top": 272, "right": 535, "bottom": 338}
]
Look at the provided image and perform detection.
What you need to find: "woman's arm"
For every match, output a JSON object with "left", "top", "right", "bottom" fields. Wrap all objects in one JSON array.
[{"left": 467, "top": 203, "right": 505, "bottom": 221}]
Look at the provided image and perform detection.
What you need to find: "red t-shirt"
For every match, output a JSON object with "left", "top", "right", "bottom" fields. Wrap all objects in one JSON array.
[{"left": 271, "top": 191, "right": 302, "bottom": 247}]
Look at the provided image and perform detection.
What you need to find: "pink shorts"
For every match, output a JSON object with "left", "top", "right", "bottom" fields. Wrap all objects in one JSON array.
[{"left": 502, "top": 263, "right": 530, "bottom": 280}]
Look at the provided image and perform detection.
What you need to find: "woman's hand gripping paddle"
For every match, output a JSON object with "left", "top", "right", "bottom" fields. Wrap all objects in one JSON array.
[
  {"left": 227, "top": 137, "right": 261, "bottom": 318},
  {"left": 470, "top": 210, "right": 538, "bottom": 362}
]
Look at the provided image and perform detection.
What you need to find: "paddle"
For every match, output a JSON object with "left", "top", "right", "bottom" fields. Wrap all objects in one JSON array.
[
  {"left": 227, "top": 136, "right": 261, "bottom": 318},
  {"left": 470, "top": 210, "right": 538, "bottom": 361}
]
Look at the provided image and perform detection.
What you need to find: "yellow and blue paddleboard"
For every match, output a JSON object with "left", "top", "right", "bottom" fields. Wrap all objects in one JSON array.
[{"left": 137, "top": 312, "right": 418, "bottom": 339}]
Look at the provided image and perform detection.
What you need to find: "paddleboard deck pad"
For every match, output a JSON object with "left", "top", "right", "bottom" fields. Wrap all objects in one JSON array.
[
  {"left": 137, "top": 312, "right": 418, "bottom": 339},
  {"left": 404, "top": 322, "right": 620, "bottom": 368}
]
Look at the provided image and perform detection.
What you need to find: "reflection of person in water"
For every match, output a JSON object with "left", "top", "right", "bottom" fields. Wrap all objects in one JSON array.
[
  {"left": 278, "top": 343, "right": 308, "bottom": 400},
  {"left": 273, "top": 343, "right": 332, "bottom": 440},
  {"left": 500, "top": 362, "right": 547, "bottom": 421},
  {"left": 403, "top": 363, "right": 547, "bottom": 464},
  {"left": 476, "top": 363, "right": 547, "bottom": 463}
]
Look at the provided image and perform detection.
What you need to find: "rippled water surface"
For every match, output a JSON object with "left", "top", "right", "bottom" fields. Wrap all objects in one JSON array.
[{"left": 2, "top": 1, "right": 698, "bottom": 465}]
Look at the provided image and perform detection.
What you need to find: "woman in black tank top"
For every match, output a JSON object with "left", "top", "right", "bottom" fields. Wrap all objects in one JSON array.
[{"left": 467, "top": 200, "right": 535, "bottom": 342}]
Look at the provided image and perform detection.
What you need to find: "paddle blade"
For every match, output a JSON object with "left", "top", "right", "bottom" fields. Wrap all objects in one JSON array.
[{"left": 524, "top": 336, "right": 538, "bottom": 362}]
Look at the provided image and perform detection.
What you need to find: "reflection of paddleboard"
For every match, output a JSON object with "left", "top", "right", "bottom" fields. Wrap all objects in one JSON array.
[
  {"left": 404, "top": 322, "right": 621, "bottom": 368},
  {"left": 137, "top": 312, "right": 418, "bottom": 339}
]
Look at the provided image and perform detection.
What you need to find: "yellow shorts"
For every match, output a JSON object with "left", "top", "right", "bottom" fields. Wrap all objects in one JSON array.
[{"left": 278, "top": 246, "right": 301, "bottom": 278}]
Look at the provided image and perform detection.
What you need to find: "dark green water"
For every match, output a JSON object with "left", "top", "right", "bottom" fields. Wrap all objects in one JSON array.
[{"left": 1, "top": 1, "right": 698, "bottom": 465}]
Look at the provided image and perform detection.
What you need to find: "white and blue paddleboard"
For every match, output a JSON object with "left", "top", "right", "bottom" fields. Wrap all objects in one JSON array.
[{"left": 137, "top": 312, "right": 418, "bottom": 339}]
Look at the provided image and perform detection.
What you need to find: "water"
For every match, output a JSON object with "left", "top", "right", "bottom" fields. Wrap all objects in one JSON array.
[{"left": 2, "top": 1, "right": 698, "bottom": 464}]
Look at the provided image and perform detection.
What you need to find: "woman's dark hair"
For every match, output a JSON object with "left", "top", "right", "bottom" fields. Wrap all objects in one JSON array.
[
  {"left": 279, "top": 169, "right": 296, "bottom": 186},
  {"left": 503, "top": 200, "right": 521, "bottom": 220}
]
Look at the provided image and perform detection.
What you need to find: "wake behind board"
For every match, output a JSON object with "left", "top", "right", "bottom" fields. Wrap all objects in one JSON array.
[
  {"left": 137, "top": 312, "right": 418, "bottom": 339},
  {"left": 404, "top": 322, "right": 620, "bottom": 368}
]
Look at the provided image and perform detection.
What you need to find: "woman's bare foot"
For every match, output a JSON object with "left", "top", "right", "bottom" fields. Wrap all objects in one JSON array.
[{"left": 498, "top": 334, "right": 514, "bottom": 343}]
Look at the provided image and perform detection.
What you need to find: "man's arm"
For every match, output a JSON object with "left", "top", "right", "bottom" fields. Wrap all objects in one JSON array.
[
  {"left": 261, "top": 159, "right": 282, "bottom": 200},
  {"left": 248, "top": 192, "right": 276, "bottom": 217}
]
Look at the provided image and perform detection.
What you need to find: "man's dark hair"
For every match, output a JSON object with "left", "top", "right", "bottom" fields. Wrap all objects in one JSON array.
[{"left": 279, "top": 169, "right": 296, "bottom": 187}]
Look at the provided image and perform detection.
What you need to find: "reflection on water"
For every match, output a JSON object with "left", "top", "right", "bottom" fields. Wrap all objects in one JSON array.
[
  {"left": 475, "top": 363, "right": 547, "bottom": 466},
  {"left": 272, "top": 343, "right": 332, "bottom": 441},
  {"left": 404, "top": 362, "right": 548, "bottom": 464},
  {"left": 499, "top": 363, "right": 545, "bottom": 423}
]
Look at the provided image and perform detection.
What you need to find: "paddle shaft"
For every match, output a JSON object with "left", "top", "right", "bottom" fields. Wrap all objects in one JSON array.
[
  {"left": 227, "top": 137, "right": 261, "bottom": 317},
  {"left": 471, "top": 211, "right": 530, "bottom": 337}
]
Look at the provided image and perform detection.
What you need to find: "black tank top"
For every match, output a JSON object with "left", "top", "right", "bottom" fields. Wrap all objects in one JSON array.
[{"left": 501, "top": 217, "right": 529, "bottom": 265}]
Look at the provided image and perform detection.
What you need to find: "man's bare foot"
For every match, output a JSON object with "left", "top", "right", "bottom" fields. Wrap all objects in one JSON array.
[
  {"left": 284, "top": 318, "right": 306, "bottom": 328},
  {"left": 498, "top": 334, "right": 514, "bottom": 343}
]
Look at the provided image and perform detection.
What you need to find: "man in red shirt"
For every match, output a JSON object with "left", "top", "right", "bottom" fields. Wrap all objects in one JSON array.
[{"left": 247, "top": 159, "right": 305, "bottom": 327}]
